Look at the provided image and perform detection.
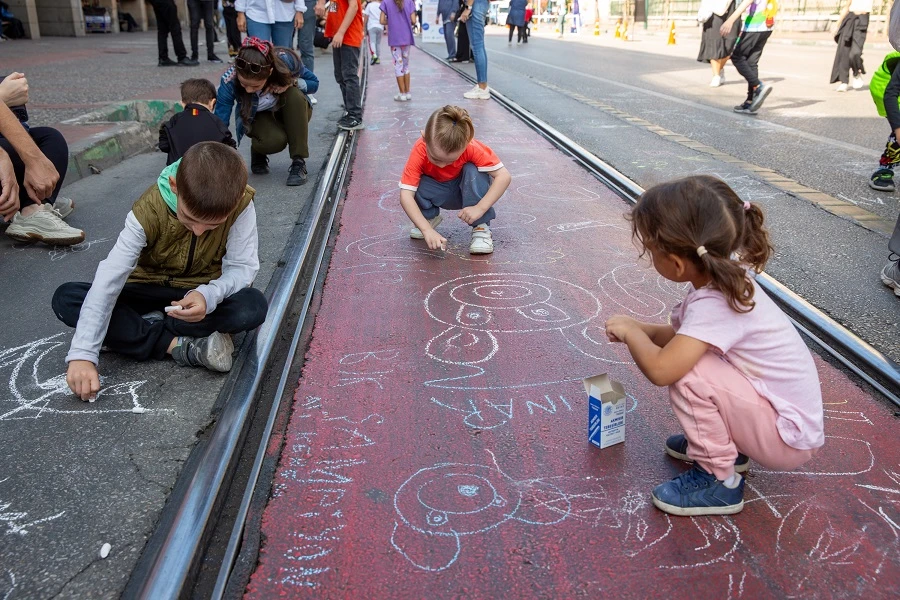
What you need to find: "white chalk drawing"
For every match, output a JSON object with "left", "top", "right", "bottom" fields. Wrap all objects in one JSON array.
[
  {"left": 333, "top": 350, "right": 401, "bottom": 389},
  {"left": 422, "top": 273, "right": 631, "bottom": 391},
  {"left": 1, "top": 571, "right": 15, "bottom": 600},
  {"left": 547, "top": 220, "right": 627, "bottom": 234},
  {"left": 390, "top": 451, "right": 743, "bottom": 573},
  {"left": 512, "top": 184, "right": 601, "bottom": 202},
  {"left": 598, "top": 264, "right": 689, "bottom": 319},
  {"left": 0, "top": 478, "right": 65, "bottom": 536},
  {"left": 754, "top": 436, "right": 875, "bottom": 477},
  {"left": 0, "top": 334, "right": 165, "bottom": 420},
  {"left": 47, "top": 238, "right": 110, "bottom": 261}
]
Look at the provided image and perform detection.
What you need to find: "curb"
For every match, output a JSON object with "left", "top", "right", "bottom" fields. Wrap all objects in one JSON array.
[{"left": 61, "top": 99, "right": 182, "bottom": 185}]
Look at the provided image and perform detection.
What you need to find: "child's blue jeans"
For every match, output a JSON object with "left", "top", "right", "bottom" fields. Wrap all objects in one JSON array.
[{"left": 414, "top": 163, "right": 495, "bottom": 227}]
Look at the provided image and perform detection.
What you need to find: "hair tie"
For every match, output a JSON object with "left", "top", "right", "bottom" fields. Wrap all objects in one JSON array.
[
  {"left": 696, "top": 245, "right": 708, "bottom": 258},
  {"left": 743, "top": 201, "right": 751, "bottom": 212},
  {"left": 242, "top": 36, "right": 271, "bottom": 56}
]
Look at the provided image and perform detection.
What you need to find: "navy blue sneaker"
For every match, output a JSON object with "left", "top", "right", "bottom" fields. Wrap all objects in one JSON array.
[
  {"left": 651, "top": 464, "right": 744, "bottom": 516},
  {"left": 665, "top": 434, "right": 750, "bottom": 473}
]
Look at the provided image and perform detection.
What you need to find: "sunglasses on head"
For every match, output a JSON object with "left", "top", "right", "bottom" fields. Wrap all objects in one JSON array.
[{"left": 235, "top": 57, "right": 269, "bottom": 75}]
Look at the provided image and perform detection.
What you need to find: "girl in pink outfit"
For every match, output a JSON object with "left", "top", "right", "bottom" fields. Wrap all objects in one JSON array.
[{"left": 605, "top": 175, "right": 824, "bottom": 517}]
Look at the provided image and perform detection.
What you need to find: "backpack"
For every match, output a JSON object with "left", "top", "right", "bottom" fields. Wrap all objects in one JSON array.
[{"left": 870, "top": 52, "right": 900, "bottom": 117}]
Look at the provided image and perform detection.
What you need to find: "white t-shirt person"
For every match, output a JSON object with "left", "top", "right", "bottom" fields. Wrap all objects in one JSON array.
[{"left": 364, "top": 0, "right": 384, "bottom": 30}]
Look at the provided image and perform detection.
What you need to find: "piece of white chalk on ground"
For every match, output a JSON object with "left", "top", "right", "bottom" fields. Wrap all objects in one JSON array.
[
  {"left": 164, "top": 305, "right": 183, "bottom": 313},
  {"left": 132, "top": 406, "right": 146, "bottom": 414},
  {"left": 100, "top": 543, "right": 111, "bottom": 559}
]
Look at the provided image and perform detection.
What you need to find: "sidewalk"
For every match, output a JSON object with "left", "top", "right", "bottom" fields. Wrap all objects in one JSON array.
[
  {"left": 242, "top": 48, "right": 900, "bottom": 597},
  {"left": 0, "top": 33, "right": 346, "bottom": 597}
]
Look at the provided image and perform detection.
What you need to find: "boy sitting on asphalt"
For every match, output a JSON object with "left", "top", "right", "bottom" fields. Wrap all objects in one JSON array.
[
  {"left": 52, "top": 142, "right": 269, "bottom": 401},
  {"left": 159, "top": 78, "right": 237, "bottom": 165}
]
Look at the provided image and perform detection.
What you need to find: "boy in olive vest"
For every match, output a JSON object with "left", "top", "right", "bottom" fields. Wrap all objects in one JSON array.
[{"left": 52, "top": 142, "right": 269, "bottom": 401}]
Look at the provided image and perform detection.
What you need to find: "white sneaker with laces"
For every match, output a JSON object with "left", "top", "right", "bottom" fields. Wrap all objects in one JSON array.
[
  {"left": 410, "top": 214, "right": 443, "bottom": 239},
  {"left": 6, "top": 208, "right": 85, "bottom": 246},
  {"left": 852, "top": 76, "right": 864, "bottom": 90},
  {"left": 394, "top": 93, "right": 405, "bottom": 102},
  {"left": 51, "top": 196, "right": 75, "bottom": 219},
  {"left": 463, "top": 84, "right": 491, "bottom": 100},
  {"left": 836, "top": 83, "right": 849, "bottom": 92},
  {"left": 308, "top": 95, "right": 318, "bottom": 105},
  {"left": 881, "top": 255, "right": 900, "bottom": 297},
  {"left": 469, "top": 224, "right": 493, "bottom": 254},
  {"left": 709, "top": 75, "right": 722, "bottom": 87}
]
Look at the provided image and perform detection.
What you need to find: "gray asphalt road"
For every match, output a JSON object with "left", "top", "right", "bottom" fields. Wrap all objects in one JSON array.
[
  {"left": 437, "top": 28, "right": 900, "bottom": 363},
  {"left": 0, "top": 74, "right": 344, "bottom": 599}
]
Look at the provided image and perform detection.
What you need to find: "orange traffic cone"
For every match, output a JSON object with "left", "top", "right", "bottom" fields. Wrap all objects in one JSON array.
[{"left": 667, "top": 21, "right": 676, "bottom": 45}]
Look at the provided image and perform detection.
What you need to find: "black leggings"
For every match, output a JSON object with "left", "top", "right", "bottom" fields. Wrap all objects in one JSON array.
[
  {"left": 508, "top": 23, "right": 524, "bottom": 42},
  {"left": 189, "top": 0, "right": 216, "bottom": 60},
  {"left": 0, "top": 126, "right": 68, "bottom": 210}
]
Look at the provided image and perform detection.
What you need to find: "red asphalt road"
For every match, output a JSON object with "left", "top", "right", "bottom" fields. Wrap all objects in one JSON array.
[{"left": 246, "top": 51, "right": 900, "bottom": 598}]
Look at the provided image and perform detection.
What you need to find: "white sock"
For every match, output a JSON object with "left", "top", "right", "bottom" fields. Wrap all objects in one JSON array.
[{"left": 722, "top": 473, "right": 742, "bottom": 489}]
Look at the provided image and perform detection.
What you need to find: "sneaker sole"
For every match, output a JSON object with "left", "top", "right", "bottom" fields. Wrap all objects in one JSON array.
[
  {"left": 664, "top": 446, "right": 750, "bottom": 473},
  {"left": 338, "top": 122, "right": 366, "bottom": 131},
  {"left": 869, "top": 180, "right": 895, "bottom": 192},
  {"left": 469, "top": 245, "right": 494, "bottom": 254},
  {"left": 286, "top": 178, "right": 308, "bottom": 186},
  {"left": 880, "top": 273, "right": 900, "bottom": 297},
  {"left": 203, "top": 332, "right": 234, "bottom": 373},
  {"left": 6, "top": 229, "right": 85, "bottom": 246},
  {"left": 651, "top": 494, "right": 744, "bottom": 517}
]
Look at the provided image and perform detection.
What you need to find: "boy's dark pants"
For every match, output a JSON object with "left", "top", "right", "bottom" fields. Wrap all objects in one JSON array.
[
  {"left": 731, "top": 30, "right": 772, "bottom": 95},
  {"left": 333, "top": 44, "right": 363, "bottom": 120},
  {"left": 246, "top": 87, "right": 312, "bottom": 159},
  {"left": 415, "top": 163, "right": 495, "bottom": 226},
  {"left": 149, "top": 0, "right": 188, "bottom": 61},
  {"left": 0, "top": 127, "right": 67, "bottom": 211},
  {"left": 52, "top": 283, "right": 268, "bottom": 361}
]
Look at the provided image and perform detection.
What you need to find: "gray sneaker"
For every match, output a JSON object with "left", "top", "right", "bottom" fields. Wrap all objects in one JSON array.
[
  {"left": 6, "top": 208, "right": 85, "bottom": 246},
  {"left": 881, "top": 255, "right": 900, "bottom": 297},
  {"left": 51, "top": 197, "right": 75, "bottom": 219},
  {"left": 410, "top": 214, "right": 443, "bottom": 239},
  {"left": 749, "top": 82, "right": 773, "bottom": 113},
  {"left": 170, "top": 332, "right": 234, "bottom": 372}
]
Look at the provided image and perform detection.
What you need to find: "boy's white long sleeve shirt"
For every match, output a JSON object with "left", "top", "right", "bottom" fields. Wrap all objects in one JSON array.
[
  {"left": 235, "top": 0, "right": 306, "bottom": 24},
  {"left": 65, "top": 203, "right": 259, "bottom": 365}
]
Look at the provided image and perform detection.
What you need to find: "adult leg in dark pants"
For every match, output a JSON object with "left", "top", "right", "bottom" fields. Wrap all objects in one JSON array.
[
  {"left": 0, "top": 127, "right": 68, "bottom": 211},
  {"left": 189, "top": 0, "right": 217, "bottom": 60},
  {"left": 334, "top": 45, "right": 363, "bottom": 126},
  {"left": 52, "top": 283, "right": 269, "bottom": 361},
  {"left": 731, "top": 30, "right": 772, "bottom": 99},
  {"left": 414, "top": 163, "right": 495, "bottom": 226},
  {"left": 149, "top": 0, "right": 188, "bottom": 63},
  {"left": 223, "top": 6, "right": 241, "bottom": 54}
]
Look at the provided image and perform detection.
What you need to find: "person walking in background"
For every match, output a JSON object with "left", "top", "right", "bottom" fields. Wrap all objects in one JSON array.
[
  {"left": 450, "top": 0, "right": 472, "bottom": 62},
  {"left": 381, "top": 0, "right": 416, "bottom": 101},
  {"left": 697, "top": 0, "right": 740, "bottom": 87},
  {"left": 831, "top": 0, "right": 871, "bottom": 92},
  {"left": 556, "top": 0, "right": 568, "bottom": 38},
  {"left": 506, "top": 0, "right": 526, "bottom": 44},
  {"left": 460, "top": 0, "right": 489, "bottom": 99},
  {"left": 189, "top": 0, "right": 224, "bottom": 63},
  {"left": 523, "top": 2, "right": 532, "bottom": 42},
  {"left": 720, "top": 0, "right": 776, "bottom": 115},
  {"left": 364, "top": 0, "right": 384, "bottom": 65},
  {"left": 319, "top": 0, "right": 366, "bottom": 130},
  {"left": 296, "top": 0, "right": 319, "bottom": 103},
  {"left": 437, "top": 0, "right": 456, "bottom": 59},
  {"left": 236, "top": 0, "right": 305, "bottom": 48},
  {"left": 222, "top": 0, "right": 242, "bottom": 57},
  {"left": 149, "top": 0, "right": 199, "bottom": 66}
]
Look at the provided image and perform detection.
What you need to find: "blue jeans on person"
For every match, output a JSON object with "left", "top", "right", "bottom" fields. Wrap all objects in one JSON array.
[
  {"left": 442, "top": 20, "right": 456, "bottom": 58},
  {"left": 414, "top": 164, "right": 495, "bottom": 227},
  {"left": 246, "top": 19, "right": 295, "bottom": 48},
  {"left": 296, "top": 2, "right": 316, "bottom": 72},
  {"left": 466, "top": 0, "right": 488, "bottom": 84}
]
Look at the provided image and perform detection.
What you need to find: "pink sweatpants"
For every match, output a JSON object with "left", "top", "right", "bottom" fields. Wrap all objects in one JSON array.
[{"left": 669, "top": 352, "right": 818, "bottom": 481}]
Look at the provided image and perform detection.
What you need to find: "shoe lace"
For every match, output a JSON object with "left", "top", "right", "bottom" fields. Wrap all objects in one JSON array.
[
  {"left": 674, "top": 466, "right": 713, "bottom": 491},
  {"left": 289, "top": 161, "right": 305, "bottom": 175}
]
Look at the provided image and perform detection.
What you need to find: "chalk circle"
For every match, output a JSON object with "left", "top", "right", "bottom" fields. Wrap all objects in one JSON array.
[
  {"left": 426, "top": 274, "right": 602, "bottom": 333},
  {"left": 417, "top": 473, "right": 506, "bottom": 516}
]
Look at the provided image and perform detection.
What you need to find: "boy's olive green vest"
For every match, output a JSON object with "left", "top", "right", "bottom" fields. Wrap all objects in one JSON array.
[{"left": 127, "top": 183, "right": 255, "bottom": 289}]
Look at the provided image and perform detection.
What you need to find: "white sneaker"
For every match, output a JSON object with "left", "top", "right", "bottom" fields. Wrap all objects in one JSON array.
[
  {"left": 410, "top": 214, "right": 443, "bottom": 239},
  {"left": 394, "top": 93, "right": 405, "bottom": 102},
  {"left": 51, "top": 197, "right": 75, "bottom": 219},
  {"left": 836, "top": 83, "right": 849, "bottom": 92},
  {"left": 6, "top": 208, "right": 85, "bottom": 246},
  {"left": 308, "top": 95, "right": 318, "bottom": 105},
  {"left": 720, "top": 71, "right": 726, "bottom": 84},
  {"left": 469, "top": 224, "right": 493, "bottom": 254},
  {"left": 852, "top": 76, "right": 864, "bottom": 90},
  {"left": 709, "top": 75, "right": 722, "bottom": 88},
  {"left": 403, "top": 93, "right": 411, "bottom": 101},
  {"left": 463, "top": 84, "right": 491, "bottom": 100}
]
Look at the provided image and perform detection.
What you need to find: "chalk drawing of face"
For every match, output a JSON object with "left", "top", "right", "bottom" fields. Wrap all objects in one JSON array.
[{"left": 423, "top": 274, "right": 629, "bottom": 389}]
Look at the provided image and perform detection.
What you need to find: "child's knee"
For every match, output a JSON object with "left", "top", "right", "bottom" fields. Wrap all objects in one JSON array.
[
  {"left": 52, "top": 282, "right": 89, "bottom": 326},
  {"left": 231, "top": 288, "right": 268, "bottom": 330}
]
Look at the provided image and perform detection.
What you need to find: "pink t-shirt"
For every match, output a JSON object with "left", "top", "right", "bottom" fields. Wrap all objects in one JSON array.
[{"left": 671, "top": 277, "right": 825, "bottom": 450}]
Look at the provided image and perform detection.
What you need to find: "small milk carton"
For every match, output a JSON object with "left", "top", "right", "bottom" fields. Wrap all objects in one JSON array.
[{"left": 585, "top": 373, "right": 626, "bottom": 449}]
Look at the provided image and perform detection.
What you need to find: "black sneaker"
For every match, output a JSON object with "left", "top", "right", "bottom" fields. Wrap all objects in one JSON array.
[
  {"left": 250, "top": 151, "right": 269, "bottom": 175},
  {"left": 170, "top": 332, "right": 234, "bottom": 372},
  {"left": 749, "top": 82, "right": 772, "bottom": 112},
  {"left": 337, "top": 116, "right": 365, "bottom": 131},
  {"left": 870, "top": 168, "right": 896, "bottom": 192},
  {"left": 177, "top": 57, "right": 199, "bottom": 66},
  {"left": 286, "top": 158, "right": 308, "bottom": 186},
  {"left": 208, "top": 54, "right": 224, "bottom": 63},
  {"left": 158, "top": 58, "right": 178, "bottom": 67},
  {"left": 665, "top": 434, "right": 750, "bottom": 473},
  {"left": 733, "top": 100, "right": 754, "bottom": 114}
]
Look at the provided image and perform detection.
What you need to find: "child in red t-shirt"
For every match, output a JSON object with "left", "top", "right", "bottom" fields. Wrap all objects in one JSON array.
[
  {"left": 399, "top": 105, "right": 511, "bottom": 254},
  {"left": 319, "top": 0, "right": 365, "bottom": 130}
]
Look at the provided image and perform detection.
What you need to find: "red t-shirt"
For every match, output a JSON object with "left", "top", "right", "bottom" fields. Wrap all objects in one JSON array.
[
  {"left": 325, "top": 0, "right": 364, "bottom": 48},
  {"left": 400, "top": 137, "right": 504, "bottom": 191}
]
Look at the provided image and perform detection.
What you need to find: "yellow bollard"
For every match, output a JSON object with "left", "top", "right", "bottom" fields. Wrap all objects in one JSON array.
[
  {"left": 614, "top": 18, "right": 622, "bottom": 39},
  {"left": 594, "top": 20, "right": 600, "bottom": 36},
  {"left": 667, "top": 20, "right": 676, "bottom": 45}
]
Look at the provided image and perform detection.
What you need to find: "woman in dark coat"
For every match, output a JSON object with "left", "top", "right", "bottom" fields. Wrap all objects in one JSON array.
[
  {"left": 697, "top": 0, "right": 741, "bottom": 88},
  {"left": 507, "top": 0, "right": 527, "bottom": 43},
  {"left": 830, "top": 0, "right": 871, "bottom": 92},
  {"left": 450, "top": 0, "right": 473, "bottom": 62}
]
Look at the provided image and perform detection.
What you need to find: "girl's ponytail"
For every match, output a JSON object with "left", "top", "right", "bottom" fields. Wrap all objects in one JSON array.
[
  {"left": 698, "top": 251, "right": 756, "bottom": 313},
  {"left": 739, "top": 202, "right": 772, "bottom": 274}
]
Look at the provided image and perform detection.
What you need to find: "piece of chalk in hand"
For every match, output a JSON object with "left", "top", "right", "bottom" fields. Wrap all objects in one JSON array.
[
  {"left": 164, "top": 305, "right": 183, "bottom": 313},
  {"left": 441, "top": 243, "right": 446, "bottom": 252},
  {"left": 100, "top": 543, "right": 111, "bottom": 559}
]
